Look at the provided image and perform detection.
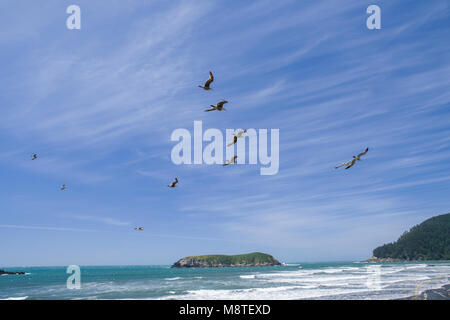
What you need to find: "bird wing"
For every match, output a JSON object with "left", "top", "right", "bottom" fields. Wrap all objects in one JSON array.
[
  {"left": 357, "top": 148, "right": 369, "bottom": 158},
  {"left": 204, "top": 71, "right": 214, "bottom": 87},
  {"left": 345, "top": 159, "right": 357, "bottom": 169},
  {"left": 335, "top": 163, "right": 347, "bottom": 169},
  {"left": 217, "top": 100, "right": 227, "bottom": 108},
  {"left": 236, "top": 130, "right": 246, "bottom": 137},
  {"left": 227, "top": 136, "right": 238, "bottom": 146}
]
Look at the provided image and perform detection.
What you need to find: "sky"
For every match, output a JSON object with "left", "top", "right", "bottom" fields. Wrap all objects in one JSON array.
[{"left": 0, "top": 0, "right": 449, "bottom": 266}]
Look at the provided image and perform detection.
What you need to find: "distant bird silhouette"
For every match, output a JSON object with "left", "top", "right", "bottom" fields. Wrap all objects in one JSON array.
[
  {"left": 134, "top": 227, "right": 144, "bottom": 231},
  {"left": 60, "top": 184, "right": 67, "bottom": 190},
  {"left": 227, "top": 129, "right": 247, "bottom": 147},
  {"left": 205, "top": 100, "right": 228, "bottom": 112},
  {"left": 198, "top": 71, "right": 214, "bottom": 90},
  {"left": 223, "top": 155, "right": 238, "bottom": 166},
  {"left": 168, "top": 178, "right": 179, "bottom": 188},
  {"left": 335, "top": 148, "right": 369, "bottom": 170},
  {"left": 31, "top": 154, "right": 37, "bottom": 160}
]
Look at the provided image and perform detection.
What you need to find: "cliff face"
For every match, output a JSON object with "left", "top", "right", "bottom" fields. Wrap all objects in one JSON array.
[{"left": 171, "top": 252, "right": 281, "bottom": 268}]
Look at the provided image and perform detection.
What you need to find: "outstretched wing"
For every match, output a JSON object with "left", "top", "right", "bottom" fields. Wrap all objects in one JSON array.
[
  {"left": 204, "top": 71, "right": 214, "bottom": 88},
  {"left": 335, "top": 163, "right": 347, "bottom": 169},
  {"left": 357, "top": 147, "right": 369, "bottom": 158},
  {"left": 216, "top": 100, "right": 227, "bottom": 108},
  {"left": 227, "top": 136, "right": 238, "bottom": 146},
  {"left": 345, "top": 159, "right": 357, "bottom": 169}
]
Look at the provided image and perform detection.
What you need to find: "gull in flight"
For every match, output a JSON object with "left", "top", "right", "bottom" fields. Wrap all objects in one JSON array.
[
  {"left": 198, "top": 71, "right": 214, "bottom": 90},
  {"left": 205, "top": 100, "right": 228, "bottom": 112},
  {"left": 335, "top": 148, "right": 369, "bottom": 170},
  {"left": 223, "top": 155, "right": 238, "bottom": 166},
  {"left": 227, "top": 129, "right": 247, "bottom": 147},
  {"left": 60, "top": 184, "right": 67, "bottom": 190},
  {"left": 134, "top": 227, "right": 144, "bottom": 231},
  {"left": 168, "top": 178, "right": 179, "bottom": 188},
  {"left": 31, "top": 154, "right": 37, "bottom": 160}
]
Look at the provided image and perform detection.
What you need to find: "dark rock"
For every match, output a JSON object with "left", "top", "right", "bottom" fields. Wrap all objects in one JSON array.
[
  {"left": 362, "top": 256, "right": 406, "bottom": 263},
  {"left": 0, "top": 269, "right": 26, "bottom": 275},
  {"left": 397, "top": 284, "right": 450, "bottom": 300}
]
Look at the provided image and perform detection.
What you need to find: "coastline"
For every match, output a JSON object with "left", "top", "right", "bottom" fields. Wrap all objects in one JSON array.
[{"left": 362, "top": 257, "right": 450, "bottom": 263}]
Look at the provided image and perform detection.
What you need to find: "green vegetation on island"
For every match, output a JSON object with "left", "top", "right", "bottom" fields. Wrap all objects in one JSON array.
[
  {"left": 171, "top": 252, "right": 281, "bottom": 268},
  {"left": 369, "top": 213, "right": 450, "bottom": 261}
]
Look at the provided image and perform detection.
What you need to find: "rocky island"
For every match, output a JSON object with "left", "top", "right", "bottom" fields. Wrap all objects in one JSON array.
[
  {"left": 171, "top": 252, "right": 281, "bottom": 268},
  {"left": 0, "top": 269, "right": 25, "bottom": 275},
  {"left": 363, "top": 213, "right": 450, "bottom": 262}
]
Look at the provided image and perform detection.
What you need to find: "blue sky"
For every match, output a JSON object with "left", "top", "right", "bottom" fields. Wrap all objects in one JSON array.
[{"left": 1, "top": 0, "right": 449, "bottom": 266}]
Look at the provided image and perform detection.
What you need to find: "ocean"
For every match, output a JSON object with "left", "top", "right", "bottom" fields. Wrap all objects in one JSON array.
[{"left": 1, "top": 261, "right": 449, "bottom": 300}]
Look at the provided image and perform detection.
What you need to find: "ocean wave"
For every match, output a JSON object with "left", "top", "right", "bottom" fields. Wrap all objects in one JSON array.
[
  {"left": 1, "top": 296, "right": 28, "bottom": 300},
  {"left": 239, "top": 275, "right": 256, "bottom": 279},
  {"left": 406, "top": 264, "right": 428, "bottom": 269},
  {"left": 164, "top": 277, "right": 182, "bottom": 281},
  {"left": 163, "top": 285, "right": 369, "bottom": 300}
]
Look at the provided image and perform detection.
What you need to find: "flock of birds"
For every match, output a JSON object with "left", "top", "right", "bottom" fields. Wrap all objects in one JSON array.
[{"left": 30, "top": 71, "right": 369, "bottom": 232}]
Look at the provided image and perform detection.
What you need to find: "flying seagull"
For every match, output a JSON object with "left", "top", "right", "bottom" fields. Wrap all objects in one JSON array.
[
  {"left": 205, "top": 100, "right": 228, "bottom": 112},
  {"left": 134, "top": 227, "right": 144, "bottom": 231},
  {"left": 198, "top": 71, "right": 214, "bottom": 90},
  {"left": 223, "top": 155, "right": 238, "bottom": 166},
  {"left": 31, "top": 154, "right": 37, "bottom": 160},
  {"left": 335, "top": 148, "right": 369, "bottom": 170},
  {"left": 168, "top": 178, "right": 178, "bottom": 188},
  {"left": 60, "top": 184, "right": 67, "bottom": 190},
  {"left": 227, "top": 129, "right": 247, "bottom": 147}
]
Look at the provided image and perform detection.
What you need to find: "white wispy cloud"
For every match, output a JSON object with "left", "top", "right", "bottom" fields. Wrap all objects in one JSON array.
[{"left": 65, "top": 215, "right": 131, "bottom": 227}]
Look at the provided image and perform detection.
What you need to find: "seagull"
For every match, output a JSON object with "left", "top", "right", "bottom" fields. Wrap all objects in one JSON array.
[
  {"left": 168, "top": 178, "right": 178, "bottom": 188},
  {"left": 335, "top": 148, "right": 369, "bottom": 169},
  {"left": 60, "top": 184, "right": 67, "bottom": 190},
  {"left": 227, "top": 129, "right": 247, "bottom": 147},
  {"left": 31, "top": 154, "right": 37, "bottom": 160},
  {"left": 198, "top": 71, "right": 214, "bottom": 90},
  {"left": 204, "top": 100, "right": 228, "bottom": 112},
  {"left": 134, "top": 227, "right": 144, "bottom": 231},
  {"left": 223, "top": 155, "right": 238, "bottom": 166}
]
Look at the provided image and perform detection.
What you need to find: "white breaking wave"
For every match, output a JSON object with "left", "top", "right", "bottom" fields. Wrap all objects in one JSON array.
[
  {"left": 159, "top": 263, "right": 450, "bottom": 300},
  {"left": 162, "top": 286, "right": 368, "bottom": 300},
  {"left": 164, "top": 277, "right": 182, "bottom": 281}
]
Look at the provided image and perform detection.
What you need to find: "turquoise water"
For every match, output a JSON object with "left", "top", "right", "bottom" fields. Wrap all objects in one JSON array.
[{"left": 1, "top": 262, "right": 449, "bottom": 300}]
